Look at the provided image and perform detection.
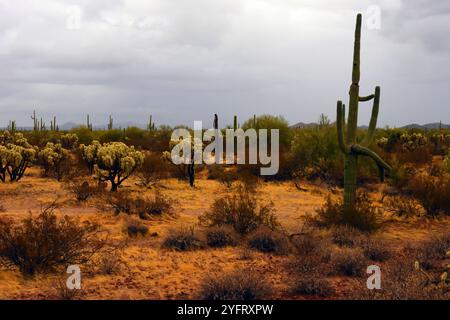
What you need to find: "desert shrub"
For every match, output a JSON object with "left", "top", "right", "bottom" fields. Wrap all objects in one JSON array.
[
  {"left": 292, "top": 274, "right": 335, "bottom": 297},
  {"left": 445, "top": 150, "right": 450, "bottom": 173},
  {"left": 408, "top": 173, "right": 450, "bottom": 217},
  {"left": 38, "top": 142, "right": 70, "bottom": 180},
  {"left": 384, "top": 195, "right": 422, "bottom": 217},
  {"left": 207, "top": 166, "right": 238, "bottom": 187},
  {"left": 199, "top": 269, "right": 272, "bottom": 300},
  {"left": 412, "top": 233, "right": 450, "bottom": 270},
  {"left": 125, "top": 218, "right": 149, "bottom": 237},
  {"left": 52, "top": 277, "right": 83, "bottom": 300},
  {"left": 136, "top": 153, "right": 170, "bottom": 187},
  {"left": 350, "top": 256, "right": 448, "bottom": 300},
  {"left": 70, "top": 126, "right": 96, "bottom": 145},
  {"left": 206, "top": 226, "right": 238, "bottom": 248},
  {"left": 247, "top": 227, "right": 291, "bottom": 255},
  {"left": 316, "top": 193, "right": 381, "bottom": 232},
  {"left": 290, "top": 124, "right": 343, "bottom": 185},
  {"left": 97, "top": 251, "right": 123, "bottom": 275},
  {"left": 107, "top": 191, "right": 174, "bottom": 219},
  {"left": 331, "top": 249, "right": 367, "bottom": 277},
  {"left": 0, "top": 131, "right": 36, "bottom": 183},
  {"left": 291, "top": 233, "right": 331, "bottom": 261},
  {"left": 331, "top": 225, "right": 363, "bottom": 247},
  {"left": 66, "top": 180, "right": 99, "bottom": 201},
  {"left": 199, "top": 186, "right": 278, "bottom": 235},
  {"left": 162, "top": 227, "right": 204, "bottom": 251},
  {"left": 361, "top": 238, "right": 392, "bottom": 262},
  {"left": 0, "top": 204, "right": 103, "bottom": 275},
  {"left": 80, "top": 141, "right": 144, "bottom": 191}
]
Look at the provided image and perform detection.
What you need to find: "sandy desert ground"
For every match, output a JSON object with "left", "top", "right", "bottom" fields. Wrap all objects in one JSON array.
[{"left": 0, "top": 167, "right": 449, "bottom": 300}]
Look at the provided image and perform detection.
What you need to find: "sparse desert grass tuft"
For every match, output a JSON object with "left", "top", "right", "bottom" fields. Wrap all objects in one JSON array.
[
  {"left": 66, "top": 180, "right": 100, "bottom": 201},
  {"left": 199, "top": 269, "right": 272, "bottom": 300},
  {"left": 205, "top": 226, "right": 238, "bottom": 248},
  {"left": 97, "top": 251, "right": 123, "bottom": 275},
  {"left": 247, "top": 227, "right": 291, "bottom": 255},
  {"left": 51, "top": 277, "right": 83, "bottom": 300},
  {"left": 162, "top": 227, "right": 204, "bottom": 251}
]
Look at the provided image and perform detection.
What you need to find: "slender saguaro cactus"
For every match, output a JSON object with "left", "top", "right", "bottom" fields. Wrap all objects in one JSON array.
[
  {"left": 31, "top": 110, "right": 38, "bottom": 131},
  {"left": 87, "top": 114, "right": 93, "bottom": 131},
  {"left": 108, "top": 115, "right": 113, "bottom": 130},
  {"left": 147, "top": 115, "right": 156, "bottom": 131},
  {"left": 233, "top": 115, "right": 238, "bottom": 131},
  {"left": 336, "top": 14, "right": 392, "bottom": 211}
]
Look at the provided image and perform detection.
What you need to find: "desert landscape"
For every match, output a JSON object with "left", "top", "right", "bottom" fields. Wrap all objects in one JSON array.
[{"left": 0, "top": 4, "right": 449, "bottom": 303}]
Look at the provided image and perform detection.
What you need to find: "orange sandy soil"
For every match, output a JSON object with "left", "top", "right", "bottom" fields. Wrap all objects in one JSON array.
[{"left": 0, "top": 167, "right": 449, "bottom": 300}]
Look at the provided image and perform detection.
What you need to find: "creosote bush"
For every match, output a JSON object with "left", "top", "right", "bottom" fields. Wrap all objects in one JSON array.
[
  {"left": 206, "top": 226, "right": 238, "bottom": 248},
  {"left": 0, "top": 203, "right": 103, "bottom": 275},
  {"left": 199, "top": 185, "right": 278, "bottom": 235},
  {"left": 316, "top": 192, "right": 381, "bottom": 232},
  {"left": 199, "top": 269, "right": 272, "bottom": 300},
  {"left": 247, "top": 227, "right": 291, "bottom": 255}
]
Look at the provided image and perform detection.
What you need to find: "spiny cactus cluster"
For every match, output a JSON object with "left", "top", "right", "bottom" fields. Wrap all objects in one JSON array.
[
  {"left": 38, "top": 142, "right": 70, "bottom": 179},
  {"left": 336, "top": 14, "right": 391, "bottom": 210},
  {"left": 60, "top": 133, "right": 79, "bottom": 150},
  {"left": 0, "top": 131, "right": 36, "bottom": 182},
  {"left": 400, "top": 133, "right": 427, "bottom": 152},
  {"left": 80, "top": 141, "right": 144, "bottom": 191}
]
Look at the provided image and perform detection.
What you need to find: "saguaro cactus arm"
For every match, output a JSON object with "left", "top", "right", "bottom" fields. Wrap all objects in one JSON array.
[
  {"left": 362, "top": 86, "right": 381, "bottom": 147},
  {"left": 337, "top": 101, "right": 351, "bottom": 154},
  {"left": 359, "top": 94, "right": 375, "bottom": 102}
]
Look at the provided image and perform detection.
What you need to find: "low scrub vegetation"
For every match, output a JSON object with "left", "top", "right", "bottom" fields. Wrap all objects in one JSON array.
[
  {"left": 199, "top": 269, "right": 272, "bottom": 300},
  {"left": 205, "top": 226, "right": 238, "bottom": 248},
  {"left": 199, "top": 185, "right": 278, "bottom": 235},
  {"left": 0, "top": 203, "right": 103, "bottom": 275},
  {"left": 247, "top": 227, "right": 291, "bottom": 255},
  {"left": 162, "top": 227, "right": 204, "bottom": 251}
]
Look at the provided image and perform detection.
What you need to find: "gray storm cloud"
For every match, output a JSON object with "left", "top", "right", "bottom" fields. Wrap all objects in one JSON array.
[{"left": 0, "top": 0, "right": 449, "bottom": 128}]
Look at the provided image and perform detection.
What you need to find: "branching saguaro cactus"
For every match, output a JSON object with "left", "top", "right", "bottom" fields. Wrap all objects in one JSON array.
[{"left": 336, "top": 14, "right": 392, "bottom": 210}]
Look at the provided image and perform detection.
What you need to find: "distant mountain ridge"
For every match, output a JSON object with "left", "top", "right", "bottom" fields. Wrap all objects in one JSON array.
[{"left": 290, "top": 122, "right": 450, "bottom": 130}]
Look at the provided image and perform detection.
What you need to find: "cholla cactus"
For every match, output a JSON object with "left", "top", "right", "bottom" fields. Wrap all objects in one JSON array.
[
  {"left": 38, "top": 142, "right": 70, "bottom": 180},
  {"left": 400, "top": 133, "right": 427, "bottom": 152},
  {"left": 0, "top": 131, "right": 36, "bottom": 182},
  {"left": 376, "top": 137, "right": 389, "bottom": 149},
  {"left": 60, "top": 133, "right": 79, "bottom": 150},
  {"left": 80, "top": 140, "right": 101, "bottom": 173},
  {"left": 81, "top": 141, "right": 144, "bottom": 191}
]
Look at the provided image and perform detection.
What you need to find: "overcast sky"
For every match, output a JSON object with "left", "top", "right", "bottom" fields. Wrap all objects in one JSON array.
[{"left": 0, "top": 0, "right": 449, "bottom": 128}]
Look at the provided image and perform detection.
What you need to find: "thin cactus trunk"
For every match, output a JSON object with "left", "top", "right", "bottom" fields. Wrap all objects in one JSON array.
[{"left": 336, "top": 14, "right": 391, "bottom": 211}]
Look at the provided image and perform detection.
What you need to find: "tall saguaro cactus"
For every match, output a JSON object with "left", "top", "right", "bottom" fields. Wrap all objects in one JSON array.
[{"left": 336, "top": 14, "right": 392, "bottom": 211}]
